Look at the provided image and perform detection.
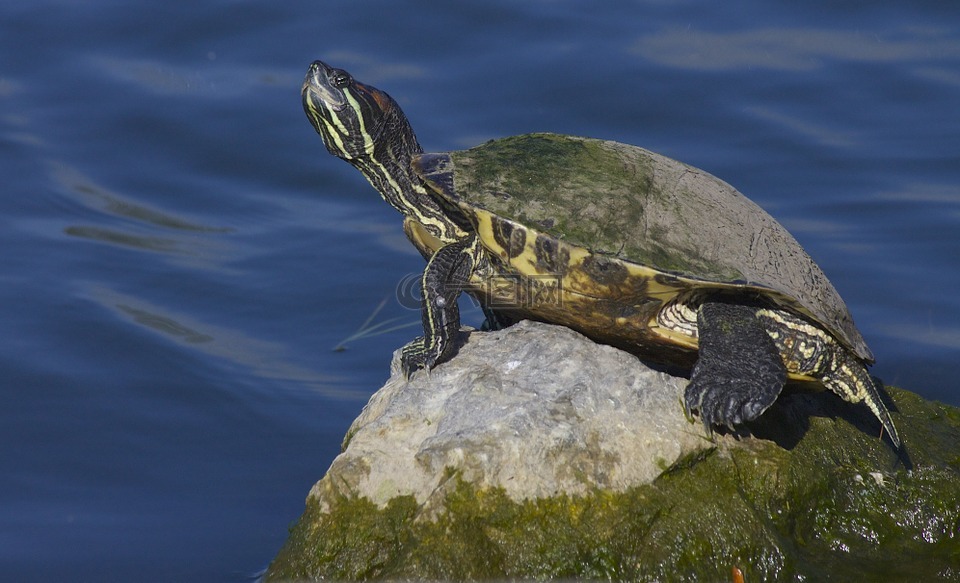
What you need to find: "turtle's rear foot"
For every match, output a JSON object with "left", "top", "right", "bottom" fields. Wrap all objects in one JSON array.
[
  {"left": 822, "top": 350, "right": 902, "bottom": 449},
  {"left": 480, "top": 306, "right": 512, "bottom": 331},
  {"left": 685, "top": 302, "right": 787, "bottom": 430},
  {"left": 755, "top": 308, "right": 902, "bottom": 450}
]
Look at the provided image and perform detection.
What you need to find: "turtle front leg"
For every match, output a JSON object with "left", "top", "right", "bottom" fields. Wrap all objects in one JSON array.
[
  {"left": 685, "top": 302, "right": 787, "bottom": 430},
  {"left": 400, "top": 237, "right": 476, "bottom": 378}
]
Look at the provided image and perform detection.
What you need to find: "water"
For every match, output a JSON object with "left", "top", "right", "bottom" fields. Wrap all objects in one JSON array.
[{"left": 1, "top": 1, "right": 957, "bottom": 580}]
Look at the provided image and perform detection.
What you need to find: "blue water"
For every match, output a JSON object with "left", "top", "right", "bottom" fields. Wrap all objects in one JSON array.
[{"left": 2, "top": 1, "right": 957, "bottom": 580}]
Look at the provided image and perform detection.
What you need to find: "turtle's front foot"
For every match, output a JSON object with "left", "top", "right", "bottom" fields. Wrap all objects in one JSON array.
[
  {"left": 399, "top": 336, "right": 434, "bottom": 379},
  {"left": 399, "top": 333, "right": 457, "bottom": 379},
  {"left": 399, "top": 239, "right": 475, "bottom": 379}
]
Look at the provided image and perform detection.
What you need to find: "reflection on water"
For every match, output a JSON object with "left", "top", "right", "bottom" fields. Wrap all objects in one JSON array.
[
  {"left": 632, "top": 25, "right": 960, "bottom": 71},
  {"left": 53, "top": 164, "right": 230, "bottom": 233},
  {"left": 87, "top": 285, "right": 361, "bottom": 399},
  {"left": 875, "top": 319, "right": 960, "bottom": 352},
  {"left": 877, "top": 183, "right": 960, "bottom": 206},
  {"left": 64, "top": 225, "right": 189, "bottom": 253},
  {"left": 52, "top": 163, "right": 238, "bottom": 272},
  {"left": 742, "top": 105, "right": 857, "bottom": 149},
  {"left": 118, "top": 302, "right": 216, "bottom": 344},
  {"left": 322, "top": 49, "right": 427, "bottom": 82},
  {"left": 90, "top": 54, "right": 297, "bottom": 97}
]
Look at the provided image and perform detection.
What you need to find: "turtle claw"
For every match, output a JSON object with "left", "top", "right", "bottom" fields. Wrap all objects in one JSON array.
[
  {"left": 741, "top": 400, "right": 768, "bottom": 423},
  {"left": 399, "top": 337, "right": 430, "bottom": 379},
  {"left": 684, "top": 302, "right": 787, "bottom": 434},
  {"left": 685, "top": 374, "right": 778, "bottom": 434},
  {"left": 399, "top": 357, "right": 422, "bottom": 380},
  {"left": 399, "top": 336, "right": 449, "bottom": 380}
]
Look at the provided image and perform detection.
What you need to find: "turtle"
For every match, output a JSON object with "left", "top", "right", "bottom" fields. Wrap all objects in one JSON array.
[{"left": 301, "top": 59, "right": 900, "bottom": 448}]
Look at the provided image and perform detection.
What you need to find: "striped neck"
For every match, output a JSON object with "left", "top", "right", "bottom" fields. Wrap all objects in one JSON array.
[
  {"left": 350, "top": 111, "right": 466, "bottom": 242},
  {"left": 300, "top": 60, "right": 468, "bottom": 243},
  {"left": 349, "top": 109, "right": 425, "bottom": 215}
]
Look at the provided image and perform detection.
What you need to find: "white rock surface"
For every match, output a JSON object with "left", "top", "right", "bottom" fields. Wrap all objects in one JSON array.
[{"left": 309, "top": 320, "right": 711, "bottom": 509}]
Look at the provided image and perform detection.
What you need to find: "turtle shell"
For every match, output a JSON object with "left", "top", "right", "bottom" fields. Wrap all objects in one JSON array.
[{"left": 409, "top": 133, "right": 872, "bottom": 364}]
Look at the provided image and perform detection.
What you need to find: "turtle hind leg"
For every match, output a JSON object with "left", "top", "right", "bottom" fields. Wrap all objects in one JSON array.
[
  {"left": 480, "top": 305, "right": 514, "bottom": 331},
  {"left": 400, "top": 237, "right": 476, "bottom": 378},
  {"left": 822, "top": 351, "right": 902, "bottom": 449},
  {"left": 756, "top": 308, "right": 902, "bottom": 450},
  {"left": 685, "top": 302, "right": 787, "bottom": 430}
]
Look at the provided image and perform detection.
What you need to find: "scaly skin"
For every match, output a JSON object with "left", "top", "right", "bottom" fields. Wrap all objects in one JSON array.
[{"left": 300, "top": 59, "right": 901, "bottom": 450}]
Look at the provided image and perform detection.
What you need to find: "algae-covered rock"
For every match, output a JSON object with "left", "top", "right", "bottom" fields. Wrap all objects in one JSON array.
[{"left": 268, "top": 321, "right": 960, "bottom": 582}]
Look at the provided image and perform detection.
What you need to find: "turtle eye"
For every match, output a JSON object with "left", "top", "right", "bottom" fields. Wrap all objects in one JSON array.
[{"left": 332, "top": 70, "right": 352, "bottom": 88}]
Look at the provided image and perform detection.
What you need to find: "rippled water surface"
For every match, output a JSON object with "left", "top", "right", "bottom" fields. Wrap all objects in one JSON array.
[{"left": 2, "top": 1, "right": 958, "bottom": 580}]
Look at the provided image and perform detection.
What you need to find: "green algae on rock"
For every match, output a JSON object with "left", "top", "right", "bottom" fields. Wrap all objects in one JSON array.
[
  {"left": 267, "top": 323, "right": 960, "bottom": 582},
  {"left": 269, "top": 394, "right": 960, "bottom": 581}
]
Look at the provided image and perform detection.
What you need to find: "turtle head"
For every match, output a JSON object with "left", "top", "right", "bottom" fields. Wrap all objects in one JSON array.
[
  {"left": 302, "top": 60, "right": 432, "bottom": 219},
  {"left": 302, "top": 60, "right": 419, "bottom": 163}
]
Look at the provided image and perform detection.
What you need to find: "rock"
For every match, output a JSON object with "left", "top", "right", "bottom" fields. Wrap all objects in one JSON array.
[
  {"left": 268, "top": 321, "right": 960, "bottom": 582},
  {"left": 310, "top": 320, "right": 710, "bottom": 510}
]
